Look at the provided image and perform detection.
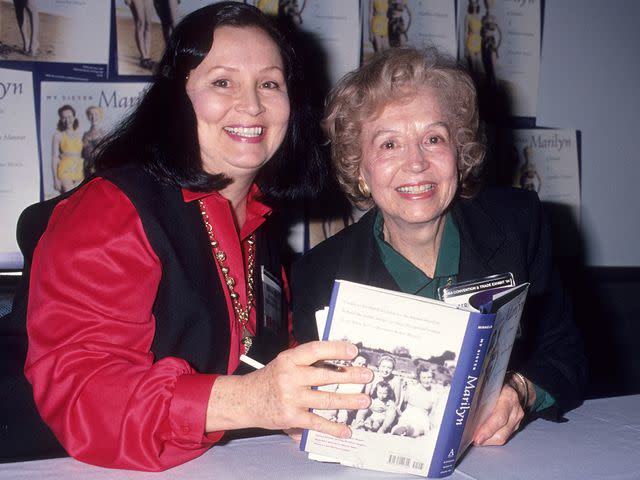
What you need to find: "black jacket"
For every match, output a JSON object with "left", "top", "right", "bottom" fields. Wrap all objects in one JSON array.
[{"left": 292, "top": 187, "right": 586, "bottom": 418}]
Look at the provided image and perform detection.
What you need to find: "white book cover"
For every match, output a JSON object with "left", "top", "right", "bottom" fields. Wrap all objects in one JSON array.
[
  {"left": 39, "top": 81, "right": 149, "bottom": 200},
  {"left": 301, "top": 280, "right": 476, "bottom": 477},
  {"left": 302, "top": 279, "right": 529, "bottom": 477},
  {"left": 0, "top": 68, "right": 39, "bottom": 270}
]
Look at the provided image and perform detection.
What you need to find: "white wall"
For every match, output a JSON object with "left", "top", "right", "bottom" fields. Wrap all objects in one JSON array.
[{"left": 537, "top": 0, "right": 640, "bottom": 266}]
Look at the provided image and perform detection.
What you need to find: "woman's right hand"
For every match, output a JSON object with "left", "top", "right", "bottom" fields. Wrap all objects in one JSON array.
[{"left": 206, "top": 341, "right": 372, "bottom": 438}]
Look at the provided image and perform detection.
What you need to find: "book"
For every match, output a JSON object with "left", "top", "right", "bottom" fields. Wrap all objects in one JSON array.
[{"left": 300, "top": 278, "right": 529, "bottom": 477}]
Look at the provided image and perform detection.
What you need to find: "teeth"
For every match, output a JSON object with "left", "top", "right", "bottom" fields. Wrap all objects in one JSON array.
[
  {"left": 224, "top": 126, "right": 263, "bottom": 137},
  {"left": 397, "top": 184, "right": 434, "bottom": 194}
]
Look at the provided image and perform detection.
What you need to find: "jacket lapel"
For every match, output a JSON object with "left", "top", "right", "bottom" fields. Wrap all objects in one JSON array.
[{"left": 453, "top": 196, "right": 508, "bottom": 282}]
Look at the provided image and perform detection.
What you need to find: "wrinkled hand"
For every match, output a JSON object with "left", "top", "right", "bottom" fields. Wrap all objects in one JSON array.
[
  {"left": 472, "top": 384, "right": 524, "bottom": 446},
  {"left": 208, "top": 341, "right": 372, "bottom": 439}
]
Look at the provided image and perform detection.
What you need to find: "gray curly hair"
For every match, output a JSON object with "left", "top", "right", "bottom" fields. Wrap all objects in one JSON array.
[{"left": 323, "top": 47, "right": 486, "bottom": 209}]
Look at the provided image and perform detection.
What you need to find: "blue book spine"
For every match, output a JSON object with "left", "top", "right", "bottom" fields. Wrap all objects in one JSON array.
[
  {"left": 300, "top": 280, "right": 343, "bottom": 451},
  {"left": 427, "top": 311, "right": 495, "bottom": 478}
]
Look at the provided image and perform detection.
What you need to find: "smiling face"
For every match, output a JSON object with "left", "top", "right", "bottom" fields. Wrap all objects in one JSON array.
[
  {"left": 378, "top": 358, "right": 395, "bottom": 378},
  {"left": 419, "top": 369, "right": 436, "bottom": 388},
  {"left": 376, "top": 384, "right": 390, "bottom": 400},
  {"left": 353, "top": 355, "right": 368, "bottom": 367},
  {"left": 185, "top": 26, "right": 290, "bottom": 183},
  {"left": 59, "top": 108, "right": 76, "bottom": 130},
  {"left": 359, "top": 86, "right": 458, "bottom": 235},
  {"left": 86, "top": 107, "right": 101, "bottom": 125}
]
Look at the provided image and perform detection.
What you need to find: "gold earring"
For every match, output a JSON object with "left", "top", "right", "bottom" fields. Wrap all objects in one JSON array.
[{"left": 357, "top": 178, "right": 371, "bottom": 198}]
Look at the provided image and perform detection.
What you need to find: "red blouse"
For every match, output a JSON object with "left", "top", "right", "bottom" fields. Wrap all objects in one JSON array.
[{"left": 24, "top": 177, "right": 293, "bottom": 471}]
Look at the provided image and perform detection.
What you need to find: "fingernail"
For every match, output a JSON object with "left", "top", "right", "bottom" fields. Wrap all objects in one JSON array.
[
  {"left": 361, "top": 369, "right": 373, "bottom": 382},
  {"left": 358, "top": 395, "right": 369, "bottom": 408},
  {"left": 347, "top": 344, "right": 358, "bottom": 356},
  {"left": 341, "top": 426, "right": 352, "bottom": 438}
]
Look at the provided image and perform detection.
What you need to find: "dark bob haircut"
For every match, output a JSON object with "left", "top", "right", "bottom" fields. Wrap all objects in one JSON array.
[
  {"left": 94, "top": 1, "right": 324, "bottom": 201},
  {"left": 57, "top": 104, "right": 79, "bottom": 131}
]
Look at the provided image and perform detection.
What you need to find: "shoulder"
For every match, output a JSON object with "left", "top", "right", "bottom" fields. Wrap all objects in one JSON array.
[
  {"left": 455, "top": 187, "right": 542, "bottom": 233},
  {"left": 46, "top": 177, "right": 140, "bottom": 234}
]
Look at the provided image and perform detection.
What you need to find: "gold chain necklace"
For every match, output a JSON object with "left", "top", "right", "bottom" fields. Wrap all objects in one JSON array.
[{"left": 198, "top": 199, "right": 256, "bottom": 354}]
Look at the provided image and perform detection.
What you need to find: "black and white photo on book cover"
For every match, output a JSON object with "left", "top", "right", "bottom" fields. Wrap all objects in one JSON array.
[
  {"left": 302, "top": 280, "right": 475, "bottom": 477},
  {"left": 0, "top": 67, "right": 39, "bottom": 270},
  {"left": 303, "top": 279, "right": 529, "bottom": 477},
  {"left": 39, "top": 81, "right": 149, "bottom": 200},
  {"left": 0, "top": 0, "right": 110, "bottom": 65}
]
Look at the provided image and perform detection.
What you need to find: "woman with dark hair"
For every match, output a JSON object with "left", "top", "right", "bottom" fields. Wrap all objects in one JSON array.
[
  {"left": 51, "top": 104, "right": 83, "bottom": 193},
  {"left": 20, "top": 2, "right": 372, "bottom": 471}
]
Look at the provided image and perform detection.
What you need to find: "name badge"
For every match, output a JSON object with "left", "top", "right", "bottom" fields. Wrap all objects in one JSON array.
[{"left": 260, "top": 266, "right": 283, "bottom": 334}]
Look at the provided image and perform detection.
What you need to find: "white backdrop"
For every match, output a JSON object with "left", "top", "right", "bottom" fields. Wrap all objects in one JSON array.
[{"left": 537, "top": 0, "right": 640, "bottom": 267}]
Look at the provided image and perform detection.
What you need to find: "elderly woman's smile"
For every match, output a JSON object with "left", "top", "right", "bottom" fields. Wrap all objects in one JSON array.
[{"left": 359, "top": 86, "right": 458, "bottom": 232}]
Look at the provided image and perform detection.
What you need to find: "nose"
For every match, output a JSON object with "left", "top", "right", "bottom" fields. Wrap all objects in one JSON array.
[
  {"left": 404, "top": 143, "right": 429, "bottom": 172},
  {"left": 235, "top": 87, "right": 265, "bottom": 116}
]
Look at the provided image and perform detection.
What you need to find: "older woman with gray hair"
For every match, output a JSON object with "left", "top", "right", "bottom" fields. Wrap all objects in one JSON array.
[{"left": 293, "top": 47, "right": 586, "bottom": 446}]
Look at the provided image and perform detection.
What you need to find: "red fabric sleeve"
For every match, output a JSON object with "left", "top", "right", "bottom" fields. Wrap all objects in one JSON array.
[{"left": 24, "top": 178, "right": 220, "bottom": 471}]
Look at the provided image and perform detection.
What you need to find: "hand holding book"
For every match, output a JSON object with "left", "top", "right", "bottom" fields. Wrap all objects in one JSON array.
[{"left": 214, "top": 340, "right": 372, "bottom": 439}]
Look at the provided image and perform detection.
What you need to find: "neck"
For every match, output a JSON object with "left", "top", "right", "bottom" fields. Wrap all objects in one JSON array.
[
  {"left": 382, "top": 214, "right": 447, "bottom": 278},
  {"left": 219, "top": 176, "right": 255, "bottom": 231}
]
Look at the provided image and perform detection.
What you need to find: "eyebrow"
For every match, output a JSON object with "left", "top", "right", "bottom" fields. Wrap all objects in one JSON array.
[
  {"left": 207, "top": 65, "right": 285, "bottom": 74},
  {"left": 369, "top": 121, "right": 450, "bottom": 144}
]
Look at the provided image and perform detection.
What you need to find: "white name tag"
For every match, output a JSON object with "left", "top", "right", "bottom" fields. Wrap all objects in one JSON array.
[{"left": 260, "top": 265, "right": 282, "bottom": 333}]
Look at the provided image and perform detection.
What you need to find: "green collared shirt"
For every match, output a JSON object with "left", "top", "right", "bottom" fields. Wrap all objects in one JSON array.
[
  {"left": 373, "top": 210, "right": 554, "bottom": 413},
  {"left": 373, "top": 211, "right": 459, "bottom": 300}
]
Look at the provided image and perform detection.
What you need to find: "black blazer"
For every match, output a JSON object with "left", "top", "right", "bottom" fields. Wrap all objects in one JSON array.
[{"left": 292, "top": 187, "right": 586, "bottom": 418}]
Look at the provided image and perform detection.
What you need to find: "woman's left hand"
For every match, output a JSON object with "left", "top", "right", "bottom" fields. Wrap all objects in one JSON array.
[{"left": 472, "top": 384, "right": 524, "bottom": 446}]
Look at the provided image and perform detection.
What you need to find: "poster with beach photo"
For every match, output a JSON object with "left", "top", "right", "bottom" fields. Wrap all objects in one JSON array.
[
  {"left": 115, "top": 0, "right": 235, "bottom": 76},
  {"left": 39, "top": 81, "right": 149, "bottom": 200},
  {"left": 507, "top": 128, "right": 580, "bottom": 222},
  {"left": 457, "top": 0, "right": 541, "bottom": 118},
  {"left": 0, "top": 0, "right": 110, "bottom": 66},
  {"left": 0, "top": 68, "right": 39, "bottom": 270},
  {"left": 249, "top": 0, "right": 360, "bottom": 87},
  {"left": 502, "top": 128, "right": 581, "bottom": 256},
  {"left": 361, "top": 0, "right": 457, "bottom": 63}
]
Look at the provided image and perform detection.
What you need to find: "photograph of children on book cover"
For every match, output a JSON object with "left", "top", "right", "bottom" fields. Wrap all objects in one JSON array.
[
  {"left": 39, "top": 81, "right": 149, "bottom": 200},
  {"left": 0, "top": 1, "right": 110, "bottom": 65},
  {"left": 304, "top": 282, "right": 472, "bottom": 476}
]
